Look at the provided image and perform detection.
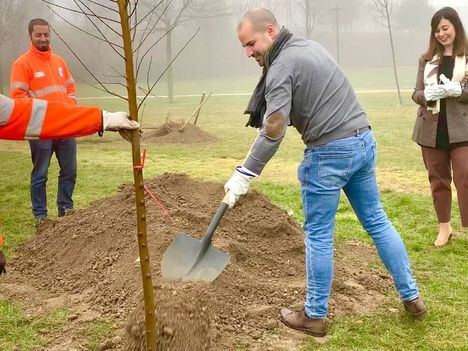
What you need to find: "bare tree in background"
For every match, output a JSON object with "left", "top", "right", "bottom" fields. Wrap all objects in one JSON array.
[
  {"left": 141, "top": 0, "right": 237, "bottom": 103},
  {"left": 293, "top": 0, "right": 362, "bottom": 39},
  {"left": 371, "top": 0, "right": 403, "bottom": 105},
  {"left": 0, "top": 0, "right": 19, "bottom": 93},
  {"left": 394, "top": 0, "right": 434, "bottom": 33},
  {"left": 295, "top": 0, "right": 316, "bottom": 38},
  {"left": 336, "top": 0, "right": 363, "bottom": 33}
]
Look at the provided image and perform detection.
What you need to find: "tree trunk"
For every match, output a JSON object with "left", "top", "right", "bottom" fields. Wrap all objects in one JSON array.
[
  {"left": 117, "top": 1, "right": 157, "bottom": 350},
  {"left": 166, "top": 29, "right": 174, "bottom": 103},
  {"left": 385, "top": 3, "right": 403, "bottom": 105}
]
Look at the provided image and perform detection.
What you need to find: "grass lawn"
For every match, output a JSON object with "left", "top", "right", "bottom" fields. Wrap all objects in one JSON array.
[{"left": 0, "top": 71, "right": 467, "bottom": 350}]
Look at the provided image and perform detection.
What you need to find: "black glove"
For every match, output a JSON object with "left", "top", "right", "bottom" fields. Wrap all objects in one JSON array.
[{"left": 0, "top": 250, "right": 6, "bottom": 275}]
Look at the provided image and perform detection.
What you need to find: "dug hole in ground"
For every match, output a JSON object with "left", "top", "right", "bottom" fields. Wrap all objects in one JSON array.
[{"left": 2, "top": 173, "right": 393, "bottom": 350}]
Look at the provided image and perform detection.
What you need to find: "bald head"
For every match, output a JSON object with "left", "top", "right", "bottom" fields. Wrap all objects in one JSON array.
[{"left": 238, "top": 8, "right": 280, "bottom": 33}]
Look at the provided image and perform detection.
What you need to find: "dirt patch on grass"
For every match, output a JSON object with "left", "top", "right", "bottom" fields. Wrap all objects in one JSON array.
[
  {"left": 142, "top": 120, "right": 218, "bottom": 144},
  {"left": 5, "top": 173, "right": 393, "bottom": 350}
]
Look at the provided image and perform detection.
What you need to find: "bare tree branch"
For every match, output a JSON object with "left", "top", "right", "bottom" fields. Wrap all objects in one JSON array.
[
  {"left": 172, "top": 0, "right": 193, "bottom": 26},
  {"left": 138, "top": 27, "right": 200, "bottom": 109},
  {"left": 50, "top": 25, "right": 127, "bottom": 100},
  {"left": 107, "top": 64, "right": 127, "bottom": 80},
  {"left": 48, "top": 5, "right": 124, "bottom": 49},
  {"left": 74, "top": 75, "right": 118, "bottom": 96},
  {"left": 132, "top": 0, "right": 171, "bottom": 54},
  {"left": 131, "top": 1, "right": 138, "bottom": 43},
  {"left": 129, "top": 0, "right": 139, "bottom": 19},
  {"left": 73, "top": 0, "right": 121, "bottom": 36},
  {"left": 40, "top": 0, "right": 120, "bottom": 23},
  {"left": 135, "top": 24, "right": 177, "bottom": 80},
  {"left": 86, "top": 0, "right": 119, "bottom": 13},
  {"left": 61, "top": 1, "right": 124, "bottom": 59},
  {"left": 146, "top": 55, "right": 154, "bottom": 93},
  {"left": 131, "top": 0, "right": 165, "bottom": 31}
]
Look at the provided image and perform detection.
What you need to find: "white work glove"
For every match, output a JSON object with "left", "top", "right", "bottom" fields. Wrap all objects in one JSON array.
[
  {"left": 102, "top": 111, "right": 140, "bottom": 142},
  {"left": 439, "top": 74, "right": 462, "bottom": 98},
  {"left": 103, "top": 111, "right": 139, "bottom": 131},
  {"left": 424, "top": 84, "right": 447, "bottom": 101},
  {"left": 224, "top": 166, "right": 258, "bottom": 208}
]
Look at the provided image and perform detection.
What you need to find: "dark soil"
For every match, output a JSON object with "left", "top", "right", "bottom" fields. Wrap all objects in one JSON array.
[{"left": 3, "top": 173, "right": 393, "bottom": 350}]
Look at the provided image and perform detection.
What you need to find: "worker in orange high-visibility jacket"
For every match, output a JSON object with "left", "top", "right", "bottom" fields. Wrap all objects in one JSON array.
[
  {"left": 11, "top": 18, "right": 83, "bottom": 223},
  {"left": 0, "top": 94, "right": 139, "bottom": 141}
]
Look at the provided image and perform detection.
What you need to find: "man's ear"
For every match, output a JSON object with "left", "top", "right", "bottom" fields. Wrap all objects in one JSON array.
[{"left": 265, "top": 24, "right": 278, "bottom": 39}]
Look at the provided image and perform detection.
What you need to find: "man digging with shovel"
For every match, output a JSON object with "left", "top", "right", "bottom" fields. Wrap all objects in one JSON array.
[{"left": 224, "top": 8, "right": 427, "bottom": 337}]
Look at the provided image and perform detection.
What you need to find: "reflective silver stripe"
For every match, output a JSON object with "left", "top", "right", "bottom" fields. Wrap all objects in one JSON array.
[
  {"left": 25, "top": 99, "right": 48, "bottom": 140},
  {"left": 29, "top": 85, "right": 67, "bottom": 98},
  {"left": 11, "top": 81, "right": 29, "bottom": 91},
  {"left": 68, "top": 94, "right": 77, "bottom": 99},
  {"left": 0, "top": 95, "right": 15, "bottom": 126},
  {"left": 65, "top": 79, "right": 75, "bottom": 86}
]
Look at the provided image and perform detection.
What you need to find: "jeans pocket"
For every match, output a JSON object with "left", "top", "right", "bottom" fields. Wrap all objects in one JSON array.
[
  {"left": 298, "top": 149, "right": 312, "bottom": 184},
  {"left": 318, "top": 152, "right": 353, "bottom": 188},
  {"left": 370, "top": 141, "right": 377, "bottom": 167}
]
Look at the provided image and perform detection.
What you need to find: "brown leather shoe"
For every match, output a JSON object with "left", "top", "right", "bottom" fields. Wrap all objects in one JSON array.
[
  {"left": 403, "top": 297, "right": 427, "bottom": 320},
  {"left": 280, "top": 308, "right": 327, "bottom": 337}
]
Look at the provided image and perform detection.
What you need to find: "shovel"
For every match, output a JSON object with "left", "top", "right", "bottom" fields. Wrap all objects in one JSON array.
[{"left": 161, "top": 192, "right": 230, "bottom": 283}]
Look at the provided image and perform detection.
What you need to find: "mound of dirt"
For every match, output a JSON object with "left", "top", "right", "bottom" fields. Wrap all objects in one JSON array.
[
  {"left": 142, "top": 121, "right": 218, "bottom": 144},
  {"left": 9, "top": 173, "right": 393, "bottom": 350},
  {"left": 124, "top": 284, "right": 211, "bottom": 351}
]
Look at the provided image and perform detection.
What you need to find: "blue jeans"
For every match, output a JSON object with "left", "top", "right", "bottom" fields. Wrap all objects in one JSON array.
[
  {"left": 29, "top": 139, "right": 77, "bottom": 218},
  {"left": 298, "top": 130, "right": 419, "bottom": 318}
]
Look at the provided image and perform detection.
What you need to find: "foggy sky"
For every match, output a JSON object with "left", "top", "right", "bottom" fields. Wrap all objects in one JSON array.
[{"left": 2, "top": 0, "right": 468, "bottom": 95}]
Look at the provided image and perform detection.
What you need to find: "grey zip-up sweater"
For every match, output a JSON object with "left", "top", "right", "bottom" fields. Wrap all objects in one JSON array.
[{"left": 243, "top": 37, "right": 369, "bottom": 175}]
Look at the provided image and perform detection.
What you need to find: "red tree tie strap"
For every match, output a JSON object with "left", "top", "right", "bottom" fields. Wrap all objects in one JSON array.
[
  {"left": 133, "top": 148, "right": 146, "bottom": 171},
  {"left": 133, "top": 148, "right": 175, "bottom": 224},
  {"left": 144, "top": 185, "right": 176, "bottom": 225}
]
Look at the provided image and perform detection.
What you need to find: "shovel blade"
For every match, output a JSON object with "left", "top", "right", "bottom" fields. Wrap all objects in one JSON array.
[{"left": 161, "top": 233, "right": 229, "bottom": 283}]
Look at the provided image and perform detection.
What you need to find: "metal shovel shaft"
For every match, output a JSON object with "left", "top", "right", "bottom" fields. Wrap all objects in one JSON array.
[
  {"left": 183, "top": 201, "right": 229, "bottom": 277},
  {"left": 161, "top": 192, "right": 231, "bottom": 282}
]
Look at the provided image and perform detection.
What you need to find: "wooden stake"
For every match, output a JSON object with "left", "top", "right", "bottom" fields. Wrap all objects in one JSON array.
[
  {"left": 193, "top": 91, "right": 206, "bottom": 125},
  {"left": 117, "top": 2, "right": 156, "bottom": 351},
  {"left": 179, "top": 92, "right": 212, "bottom": 132}
]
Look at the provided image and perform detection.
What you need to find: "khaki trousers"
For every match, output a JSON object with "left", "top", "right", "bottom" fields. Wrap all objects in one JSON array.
[{"left": 421, "top": 146, "right": 468, "bottom": 227}]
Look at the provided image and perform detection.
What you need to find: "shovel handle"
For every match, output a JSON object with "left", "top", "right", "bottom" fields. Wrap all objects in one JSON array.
[
  {"left": 202, "top": 192, "right": 230, "bottom": 245},
  {"left": 185, "top": 192, "right": 230, "bottom": 278}
]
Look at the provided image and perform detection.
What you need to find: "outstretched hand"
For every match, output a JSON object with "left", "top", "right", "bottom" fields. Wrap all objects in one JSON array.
[
  {"left": 224, "top": 166, "right": 257, "bottom": 208},
  {"left": 102, "top": 111, "right": 141, "bottom": 142}
]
